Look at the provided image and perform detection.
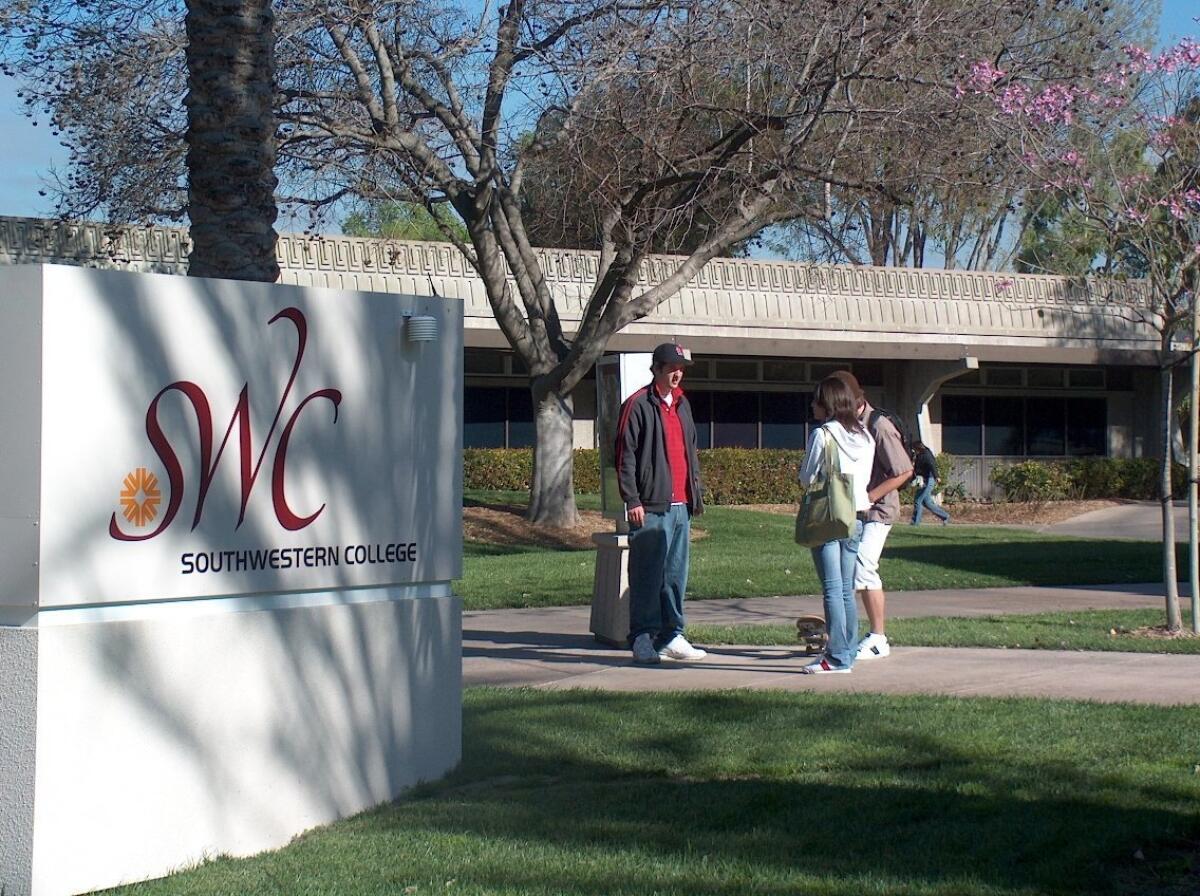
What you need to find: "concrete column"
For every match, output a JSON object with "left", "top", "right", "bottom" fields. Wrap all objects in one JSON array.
[{"left": 895, "top": 358, "right": 980, "bottom": 450}]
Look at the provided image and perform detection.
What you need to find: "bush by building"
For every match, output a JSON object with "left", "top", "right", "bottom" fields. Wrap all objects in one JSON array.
[
  {"left": 464, "top": 447, "right": 802, "bottom": 504},
  {"left": 467, "top": 448, "right": 1179, "bottom": 506},
  {"left": 989, "top": 457, "right": 1181, "bottom": 502}
]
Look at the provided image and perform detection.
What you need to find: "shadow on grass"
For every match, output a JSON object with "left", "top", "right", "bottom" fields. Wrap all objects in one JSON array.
[
  {"left": 376, "top": 690, "right": 1200, "bottom": 896},
  {"left": 883, "top": 534, "right": 1172, "bottom": 585}
]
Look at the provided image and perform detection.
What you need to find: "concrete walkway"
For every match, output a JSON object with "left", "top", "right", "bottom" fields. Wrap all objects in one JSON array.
[
  {"left": 463, "top": 583, "right": 1200, "bottom": 705},
  {"left": 1039, "top": 500, "right": 1190, "bottom": 541}
]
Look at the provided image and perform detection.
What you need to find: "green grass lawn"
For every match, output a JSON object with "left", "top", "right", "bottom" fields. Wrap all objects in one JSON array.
[
  {"left": 458, "top": 493, "right": 1177, "bottom": 610},
  {"left": 101, "top": 689, "right": 1200, "bottom": 895},
  {"left": 688, "top": 608, "right": 1200, "bottom": 654}
]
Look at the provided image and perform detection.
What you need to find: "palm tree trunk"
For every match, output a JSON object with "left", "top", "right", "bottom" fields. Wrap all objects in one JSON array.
[{"left": 184, "top": 0, "right": 280, "bottom": 282}]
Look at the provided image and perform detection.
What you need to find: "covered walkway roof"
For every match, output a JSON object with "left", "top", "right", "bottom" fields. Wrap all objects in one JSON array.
[{"left": 0, "top": 215, "right": 1163, "bottom": 365}]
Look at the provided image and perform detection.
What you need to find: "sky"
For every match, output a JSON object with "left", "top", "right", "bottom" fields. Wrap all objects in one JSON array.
[{"left": 0, "top": 2, "right": 1197, "bottom": 222}]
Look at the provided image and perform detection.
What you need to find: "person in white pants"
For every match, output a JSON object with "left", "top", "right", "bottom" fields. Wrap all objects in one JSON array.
[{"left": 831, "top": 371, "right": 913, "bottom": 660}]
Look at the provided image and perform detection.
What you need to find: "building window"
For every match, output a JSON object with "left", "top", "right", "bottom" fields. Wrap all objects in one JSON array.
[
  {"left": 463, "top": 350, "right": 506, "bottom": 375},
  {"left": 464, "top": 386, "right": 507, "bottom": 447},
  {"left": 1068, "top": 368, "right": 1105, "bottom": 389},
  {"left": 985, "top": 367, "right": 1023, "bottom": 387},
  {"left": 984, "top": 396, "right": 1023, "bottom": 456},
  {"left": 762, "top": 392, "right": 810, "bottom": 449},
  {"left": 1026, "top": 397, "right": 1066, "bottom": 455},
  {"left": 714, "top": 359, "right": 759, "bottom": 381},
  {"left": 942, "top": 395, "right": 983, "bottom": 455},
  {"left": 763, "top": 360, "right": 807, "bottom": 382},
  {"left": 941, "top": 394, "right": 1107, "bottom": 457},
  {"left": 712, "top": 391, "right": 759, "bottom": 447},
  {"left": 507, "top": 388, "right": 535, "bottom": 448},
  {"left": 1027, "top": 367, "right": 1065, "bottom": 388},
  {"left": 463, "top": 386, "right": 536, "bottom": 448},
  {"left": 809, "top": 362, "right": 844, "bottom": 382},
  {"left": 1067, "top": 398, "right": 1107, "bottom": 455},
  {"left": 689, "top": 390, "right": 713, "bottom": 449}
]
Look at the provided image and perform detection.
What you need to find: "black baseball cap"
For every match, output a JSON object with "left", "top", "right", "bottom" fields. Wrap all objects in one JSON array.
[{"left": 651, "top": 342, "right": 693, "bottom": 366}]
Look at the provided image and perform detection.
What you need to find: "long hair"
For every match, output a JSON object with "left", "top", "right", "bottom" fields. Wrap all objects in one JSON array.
[{"left": 813, "top": 376, "right": 864, "bottom": 433}]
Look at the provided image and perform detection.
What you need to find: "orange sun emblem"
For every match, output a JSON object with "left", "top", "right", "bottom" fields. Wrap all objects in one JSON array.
[{"left": 119, "top": 467, "right": 162, "bottom": 527}]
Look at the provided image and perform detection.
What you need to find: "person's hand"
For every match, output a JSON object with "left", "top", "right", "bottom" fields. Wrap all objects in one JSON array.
[{"left": 628, "top": 505, "right": 645, "bottom": 527}]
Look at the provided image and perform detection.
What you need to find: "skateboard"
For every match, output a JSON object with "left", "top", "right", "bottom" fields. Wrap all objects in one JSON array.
[{"left": 795, "top": 615, "right": 828, "bottom": 655}]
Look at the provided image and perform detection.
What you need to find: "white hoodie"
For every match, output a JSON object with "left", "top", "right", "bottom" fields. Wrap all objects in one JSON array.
[{"left": 798, "top": 420, "right": 876, "bottom": 513}]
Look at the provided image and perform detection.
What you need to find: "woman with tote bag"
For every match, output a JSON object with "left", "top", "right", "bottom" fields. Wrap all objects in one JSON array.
[{"left": 797, "top": 376, "right": 875, "bottom": 674}]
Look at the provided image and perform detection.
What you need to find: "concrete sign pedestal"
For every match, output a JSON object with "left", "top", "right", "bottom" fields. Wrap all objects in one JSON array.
[
  {"left": 589, "top": 532, "right": 630, "bottom": 645},
  {"left": 0, "top": 265, "right": 464, "bottom": 896}
]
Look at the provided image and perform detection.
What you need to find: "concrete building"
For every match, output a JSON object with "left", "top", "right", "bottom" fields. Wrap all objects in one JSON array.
[{"left": 0, "top": 215, "right": 1168, "bottom": 497}]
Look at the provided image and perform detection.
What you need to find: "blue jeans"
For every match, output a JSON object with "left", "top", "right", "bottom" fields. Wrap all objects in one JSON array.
[
  {"left": 628, "top": 504, "right": 690, "bottom": 647},
  {"left": 809, "top": 519, "right": 863, "bottom": 668},
  {"left": 912, "top": 478, "right": 949, "bottom": 524}
]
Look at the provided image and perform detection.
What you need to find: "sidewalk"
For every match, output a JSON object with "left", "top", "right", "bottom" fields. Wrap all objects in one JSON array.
[
  {"left": 463, "top": 583, "right": 1200, "bottom": 705},
  {"left": 1039, "top": 500, "right": 1191, "bottom": 541}
]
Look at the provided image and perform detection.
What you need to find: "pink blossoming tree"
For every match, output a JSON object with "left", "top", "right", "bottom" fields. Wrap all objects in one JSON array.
[{"left": 966, "top": 29, "right": 1200, "bottom": 631}]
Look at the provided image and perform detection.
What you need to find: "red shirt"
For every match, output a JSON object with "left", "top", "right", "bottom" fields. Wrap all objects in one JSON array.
[{"left": 658, "top": 389, "right": 690, "bottom": 504}]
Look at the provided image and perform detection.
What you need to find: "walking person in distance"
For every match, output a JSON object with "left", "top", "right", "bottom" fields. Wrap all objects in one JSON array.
[{"left": 910, "top": 439, "right": 950, "bottom": 526}]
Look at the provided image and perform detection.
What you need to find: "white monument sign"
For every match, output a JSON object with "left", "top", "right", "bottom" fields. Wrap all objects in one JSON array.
[{"left": 0, "top": 265, "right": 464, "bottom": 896}]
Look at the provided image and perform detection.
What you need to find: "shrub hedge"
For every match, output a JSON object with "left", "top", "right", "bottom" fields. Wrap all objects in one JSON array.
[
  {"left": 989, "top": 457, "right": 1183, "bottom": 502},
  {"left": 465, "top": 448, "right": 1182, "bottom": 505},
  {"left": 463, "top": 448, "right": 602, "bottom": 493},
  {"left": 464, "top": 447, "right": 802, "bottom": 504}
]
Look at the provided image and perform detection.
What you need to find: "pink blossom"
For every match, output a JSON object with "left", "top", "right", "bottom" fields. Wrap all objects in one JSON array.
[
  {"left": 995, "top": 278, "right": 1015, "bottom": 292},
  {"left": 1027, "top": 83, "right": 1081, "bottom": 125},
  {"left": 1154, "top": 39, "right": 1200, "bottom": 74},
  {"left": 1123, "top": 44, "right": 1152, "bottom": 73},
  {"left": 967, "top": 60, "right": 1006, "bottom": 89}
]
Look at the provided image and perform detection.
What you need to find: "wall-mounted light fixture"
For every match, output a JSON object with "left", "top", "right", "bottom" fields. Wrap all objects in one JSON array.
[{"left": 404, "top": 314, "right": 439, "bottom": 344}]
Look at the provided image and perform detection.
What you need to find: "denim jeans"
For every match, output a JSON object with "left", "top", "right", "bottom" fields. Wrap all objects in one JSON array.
[
  {"left": 810, "top": 519, "right": 863, "bottom": 668},
  {"left": 912, "top": 477, "right": 949, "bottom": 524},
  {"left": 628, "top": 503, "right": 691, "bottom": 647}
]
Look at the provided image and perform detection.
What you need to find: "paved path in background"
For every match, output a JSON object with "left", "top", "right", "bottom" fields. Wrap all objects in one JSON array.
[
  {"left": 463, "top": 583, "right": 1200, "bottom": 705},
  {"left": 1039, "top": 500, "right": 1189, "bottom": 541}
]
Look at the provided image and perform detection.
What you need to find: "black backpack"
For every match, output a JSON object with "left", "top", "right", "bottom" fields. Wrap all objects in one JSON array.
[{"left": 868, "top": 407, "right": 912, "bottom": 457}]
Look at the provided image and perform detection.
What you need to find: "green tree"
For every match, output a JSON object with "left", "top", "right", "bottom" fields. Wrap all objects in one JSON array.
[
  {"left": 342, "top": 202, "right": 469, "bottom": 243},
  {"left": 1, "top": 0, "right": 1125, "bottom": 525}
]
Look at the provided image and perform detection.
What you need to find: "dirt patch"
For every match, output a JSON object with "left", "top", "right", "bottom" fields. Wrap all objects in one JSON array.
[
  {"left": 735, "top": 499, "right": 1123, "bottom": 526},
  {"left": 464, "top": 499, "right": 1122, "bottom": 547},
  {"left": 1125, "top": 625, "right": 1200, "bottom": 640},
  {"left": 464, "top": 503, "right": 707, "bottom": 549},
  {"left": 940, "top": 499, "right": 1124, "bottom": 525}
]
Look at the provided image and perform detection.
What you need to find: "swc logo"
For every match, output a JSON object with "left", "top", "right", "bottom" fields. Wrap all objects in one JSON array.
[{"left": 109, "top": 307, "right": 343, "bottom": 542}]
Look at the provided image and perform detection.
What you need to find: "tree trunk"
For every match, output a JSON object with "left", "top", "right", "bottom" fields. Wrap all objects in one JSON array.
[
  {"left": 527, "top": 386, "right": 580, "bottom": 527},
  {"left": 1192, "top": 303, "right": 1200, "bottom": 634},
  {"left": 184, "top": 0, "right": 280, "bottom": 282},
  {"left": 1160, "top": 359, "right": 1183, "bottom": 631}
]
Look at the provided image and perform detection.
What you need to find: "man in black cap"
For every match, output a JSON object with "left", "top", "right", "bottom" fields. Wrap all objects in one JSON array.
[{"left": 614, "top": 342, "right": 707, "bottom": 664}]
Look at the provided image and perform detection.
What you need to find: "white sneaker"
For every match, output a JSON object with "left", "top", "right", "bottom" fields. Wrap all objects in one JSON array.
[
  {"left": 800, "top": 657, "right": 852, "bottom": 674},
  {"left": 632, "top": 633, "right": 660, "bottom": 665},
  {"left": 854, "top": 633, "right": 891, "bottom": 660},
  {"left": 658, "top": 634, "right": 707, "bottom": 661}
]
